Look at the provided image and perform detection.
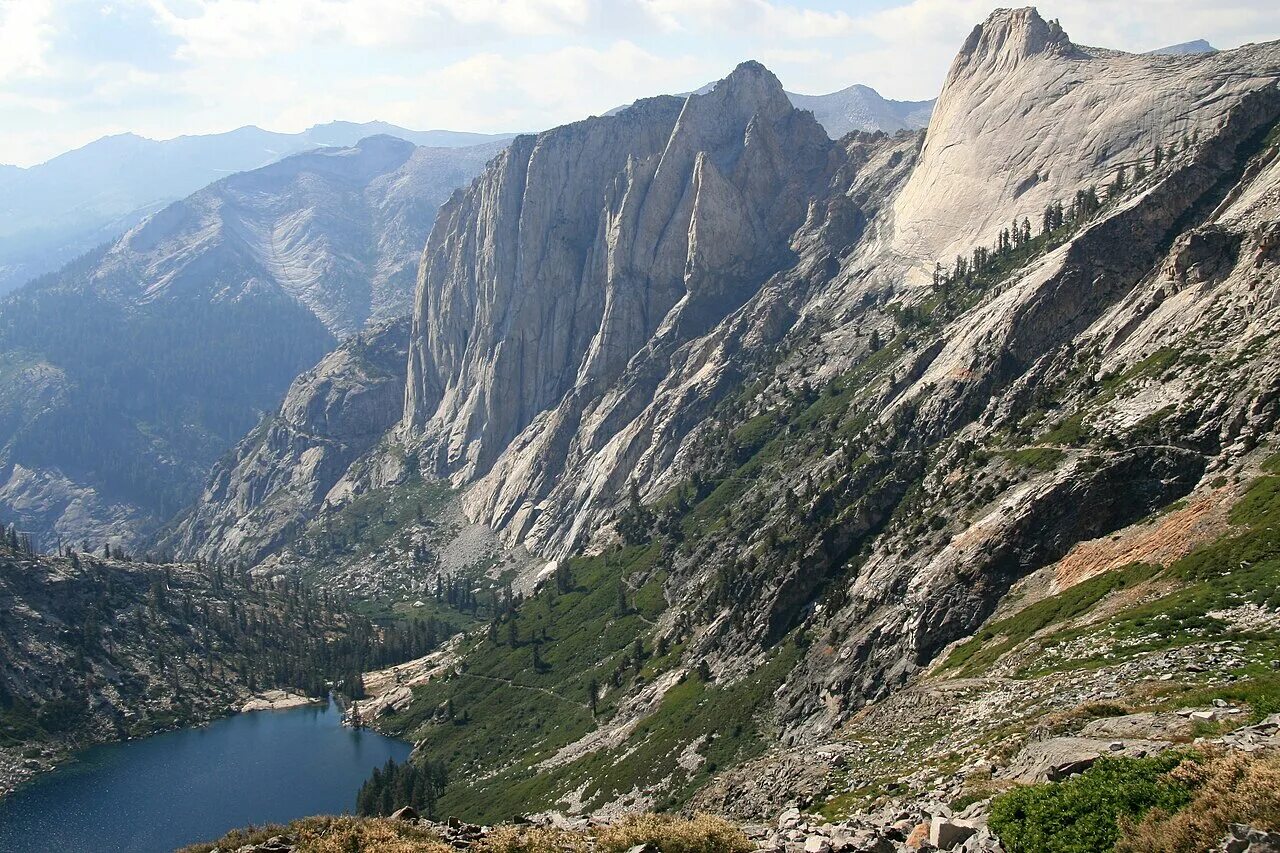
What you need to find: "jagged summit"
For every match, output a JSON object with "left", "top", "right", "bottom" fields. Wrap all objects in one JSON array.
[
  {"left": 402, "top": 58, "right": 834, "bottom": 545},
  {"left": 709, "top": 61, "right": 790, "bottom": 105},
  {"left": 952, "top": 7, "right": 1073, "bottom": 76}
]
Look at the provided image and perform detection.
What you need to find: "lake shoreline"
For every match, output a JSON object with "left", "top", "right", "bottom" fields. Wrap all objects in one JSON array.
[
  {"left": 0, "top": 695, "right": 411, "bottom": 853},
  {"left": 0, "top": 690, "right": 325, "bottom": 801}
]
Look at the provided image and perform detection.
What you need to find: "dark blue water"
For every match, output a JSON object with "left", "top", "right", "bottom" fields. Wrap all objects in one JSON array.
[{"left": 0, "top": 699, "right": 410, "bottom": 853}]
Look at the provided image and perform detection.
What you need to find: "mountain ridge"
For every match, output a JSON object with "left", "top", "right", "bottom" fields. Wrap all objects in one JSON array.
[
  {"left": 34, "top": 5, "right": 1280, "bottom": 845},
  {"left": 0, "top": 122, "right": 513, "bottom": 295},
  {"left": 0, "top": 135, "right": 500, "bottom": 553}
]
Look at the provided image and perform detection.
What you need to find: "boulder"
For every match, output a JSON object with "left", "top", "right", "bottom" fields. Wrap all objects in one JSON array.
[
  {"left": 998, "top": 737, "right": 1173, "bottom": 783},
  {"left": 930, "top": 817, "right": 979, "bottom": 850},
  {"left": 390, "top": 806, "right": 419, "bottom": 821},
  {"left": 804, "top": 835, "right": 832, "bottom": 853},
  {"left": 1221, "top": 823, "right": 1280, "bottom": 852},
  {"left": 1080, "top": 712, "right": 1195, "bottom": 741}
]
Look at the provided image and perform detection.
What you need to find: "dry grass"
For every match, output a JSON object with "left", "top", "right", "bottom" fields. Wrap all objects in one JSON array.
[
  {"left": 596, "top": 813, "right": 754, "bottom": 853},
  {"left": 179, "top": 812, "right": 753, "bottom": 853},
  {"left": 1116, "top": 750, "right": 1280, "bottom": 853},
  {"left": 474, "top": 825, "right": 592, "bottom": 853},
  {"left": 177, "top": 815, "right": 451, "bottom": 853}
]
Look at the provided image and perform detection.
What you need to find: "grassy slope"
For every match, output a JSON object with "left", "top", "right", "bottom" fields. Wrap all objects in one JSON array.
[
  {"left": 377, "top": 542, "right": 801, "bottom": 822},
  {"left": 937, "top": 456, "right": 1280, "bottom": 720}
]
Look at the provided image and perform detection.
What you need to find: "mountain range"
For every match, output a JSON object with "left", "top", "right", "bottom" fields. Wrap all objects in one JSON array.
[
  {"left": 5, "top": 8, "right": 1280, "bottom": 849},
  {"left": 0, "top": 135, "right": 500, "bottom": 552},
  {"left": 0, "top": 121, "right": 513, "bottom": 295},
  {"left": 165, "top": 8, "right": 1280, "bottom": 828},
  {"left": 608, "top": 81, "right": 937, "bottom": 138}
]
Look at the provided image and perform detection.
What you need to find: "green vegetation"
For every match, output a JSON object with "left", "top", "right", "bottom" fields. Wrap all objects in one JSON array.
[
  {"left": 373, "top": 538, "right": 804, "bottom": 821},
  {"left": 938, "top": 456, "right": 1280, "bottom": 688},
  {"left": 1116, "top": 750, "right": 1280, "bottom": 852},
  {"left": 1040, "top": 411, "right": 1089, "bottom": 446},
  {"left": 941, "top": 562, "right": 1160, "bottom": 677},
  {"left": 0, "top": 546, "right": 453, "bottom": 748},
  {"left": 356, "top": 756, "right": 449, "bottom": 818},
  {"left": 1017, "top": 470, "right": 1280, "bottom": 680},
  {"left": 990, "top": 754, "right": 1193, "bottom": 853},
  {"left": 991, "top": 749, "right": 1280, "bottom": 853},
  {"left": 294, "top": 477, "right": 455, "bottom": 563}
]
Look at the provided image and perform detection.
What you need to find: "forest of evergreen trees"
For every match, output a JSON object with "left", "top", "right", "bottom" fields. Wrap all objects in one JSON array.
[
  {"left": 0, "top": 538, "right": 459, "bottom": 748},
  {"left": 355, "top": 757, "right": 449, "bottom": 818}
]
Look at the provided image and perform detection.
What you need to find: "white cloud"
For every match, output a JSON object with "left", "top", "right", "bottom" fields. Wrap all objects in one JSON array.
[
  {"left": 4, "top": 0, "right": 1280, "bottom": 165},
  {"left": 148, "top": 0, "right": 603, "bottom": 60},
  {"left": 0, "top": 0, "right": 56, "bottom": 83},
  {"left": 261, "top": 40, "right": 716, "bottom": 134}
]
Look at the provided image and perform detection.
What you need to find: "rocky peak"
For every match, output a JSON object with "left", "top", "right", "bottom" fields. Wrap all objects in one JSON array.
[
  {"left": 691, "top": 60, "right": 795, "bottom": 128},
  {"left": 892, "top": 11, "right": 1280, "bottom": 279},
  {"left": 402, "top": 60, "right": 835, "bottom": 545},
  {"left": 951, "top": 7, "right": 1072, "bottom": 77}
]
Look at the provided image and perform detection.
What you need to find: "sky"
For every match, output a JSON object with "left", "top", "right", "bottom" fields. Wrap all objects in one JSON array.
[{"left": 2, "top": 0, "right": 1280, "bottom": 167}]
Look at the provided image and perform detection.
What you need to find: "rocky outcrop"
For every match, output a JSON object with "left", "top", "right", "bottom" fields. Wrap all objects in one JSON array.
[
  {"left": 404, "top": 62, "right": 846, "bottom": 553},
  {"left": 170, "top": 8, "right": 1280, "bottom": 824},
  {"left": 890, "top": 7, "right": 1280, "bottom": 279},
  {"left": 165, "top": 319, "right": 411, "bottom": 565}
]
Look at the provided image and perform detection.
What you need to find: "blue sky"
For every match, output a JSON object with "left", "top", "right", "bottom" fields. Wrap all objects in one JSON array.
[{"left": 2, "top": 0, "right": 1280, "bottom": 167}]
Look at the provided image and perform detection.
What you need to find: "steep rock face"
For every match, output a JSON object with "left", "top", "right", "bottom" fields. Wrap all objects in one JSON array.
[
  {"left": 738, "top": 20, "right": 1280, "bottom": 735},
  {"left": 405, "top": 63, "right": 837, "bottom": 551},
  {"left": 404, "top": 6, "right": 1280, "bottom": 752},
  {"left": 0, "top": 137, "right": 499, "bottom": 551},
  {"left": 891, "top": 7, "right": 1279, "bottom": 279},
  {"left": 165, "top": 319, "right": 411, "bottom": 565},
  {"left": 233, "top": 10, "right": 1280, "bottom": 819}
]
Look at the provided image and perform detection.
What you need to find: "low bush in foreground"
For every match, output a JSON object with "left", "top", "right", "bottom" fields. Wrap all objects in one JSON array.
[
  {"left": 989, "top": 754, "right": 1193, "bottom": 853},
  {"left": 992, "top": 750, "right": 1280, "bottom": 853},
  {"left": 178, "top": 816, "right": 450, "bottom": 853},
  {"left": 596, "top": 813, "right": 753, "bottom": 853},
  {"left": 1116, "top": 750, "right": 1280, "bottom": 852}
]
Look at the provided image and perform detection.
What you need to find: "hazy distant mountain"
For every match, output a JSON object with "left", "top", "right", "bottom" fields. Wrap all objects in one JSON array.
[
  {"left": 1147, "top": 38, "right": 1218, "bottom": 55},
  {"left": 787, "top": 83, "right": 935, "bottom": 138},
  {"left": 0, "top": 121, "right": 514, "bottom": 294},
  {"left": 606, "top": 82, "right": 934, "bottom": 140},
  {"left": 0, "top": 135, "right": 501, "bottom": 551}
]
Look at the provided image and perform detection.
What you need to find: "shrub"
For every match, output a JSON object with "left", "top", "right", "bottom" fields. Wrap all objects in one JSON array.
[
  {"left": 1116, "top": 750, "right": 1280, "bottom": 852},
  {"left": 989, "top": 754, "right": 1193, "bottom": 853},
  {"left": 596, "top": 813, "right": 754, "bottom": 853}
]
